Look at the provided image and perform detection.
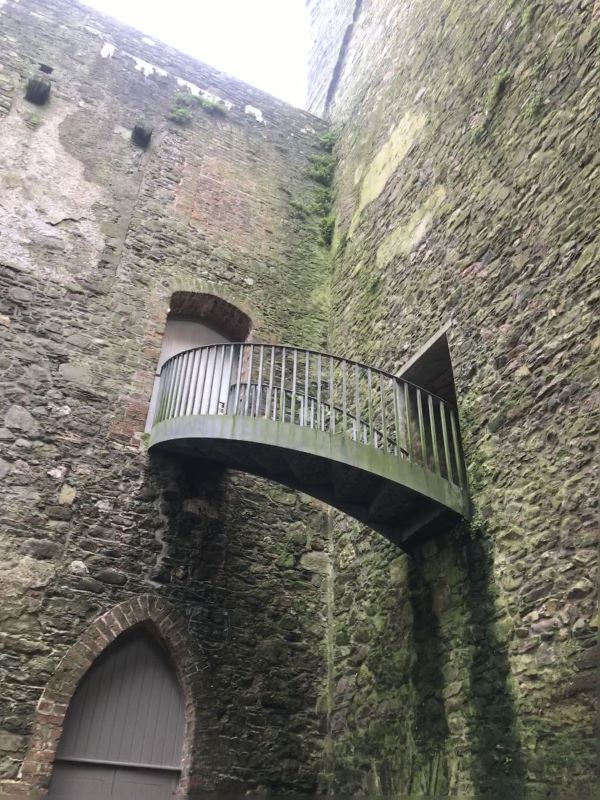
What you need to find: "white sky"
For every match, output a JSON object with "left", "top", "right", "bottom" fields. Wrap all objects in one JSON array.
[{"left": 81, "top": 0, "right": 310, "bottom": 108}]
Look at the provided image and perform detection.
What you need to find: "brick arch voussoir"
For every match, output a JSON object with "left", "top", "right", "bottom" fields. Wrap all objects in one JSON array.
[
  {"left": 165, "top": 277, "right": 272, "bottom": 341},
  {"left": 20, "top": 595, "right": 203, "bottom": 797}
]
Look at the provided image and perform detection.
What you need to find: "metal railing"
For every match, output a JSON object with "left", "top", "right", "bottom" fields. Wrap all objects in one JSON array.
[{"left": 153, "top": 343, "right": 466, "bottom": 489}]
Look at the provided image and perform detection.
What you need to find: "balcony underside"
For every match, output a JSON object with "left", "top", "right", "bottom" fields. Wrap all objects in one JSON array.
[{"left": 149, "top": 415, "right": 468, "bottom": 549}]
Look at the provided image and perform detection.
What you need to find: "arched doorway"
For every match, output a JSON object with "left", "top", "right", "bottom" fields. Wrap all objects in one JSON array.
[
  {"left": 145, "top": 291, "right": 253, "bottom": 431},
  {"left": 47, "top": 628, "right": 185, "bottom": 799}
]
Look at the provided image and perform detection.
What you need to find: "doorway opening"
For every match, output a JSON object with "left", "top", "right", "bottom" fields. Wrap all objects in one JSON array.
[{"left": 47, "top": 629, "right": 185, "bottom": 800}]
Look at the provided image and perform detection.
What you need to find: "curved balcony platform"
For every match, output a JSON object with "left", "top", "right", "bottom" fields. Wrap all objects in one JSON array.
[{"left": 149, "top": 344, "right": 470, "bottom": 549}]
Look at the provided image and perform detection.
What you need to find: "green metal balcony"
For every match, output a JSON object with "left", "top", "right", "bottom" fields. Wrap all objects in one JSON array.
[{"left": 148, "top": 343, "right": 469, "bottom": 549}]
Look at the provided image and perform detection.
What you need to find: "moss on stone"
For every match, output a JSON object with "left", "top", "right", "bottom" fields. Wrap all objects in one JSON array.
[
  {"left": 308, "top": 154, "right": 336, "bottom": 186},
  {"left": 349, "top": 112, "right": 427, "bottom": 236},
  {"left": 319, "top": 215, "right": 335, "bottom": 247},
  {"left": 486, "top": 68, "right": 512, "bottom": 114},
  {"left": 167, "top": 105, "right": 193, "bottom": 125},
  {"left": 317, "top": 131, "right": 335, "bottom": 153}
]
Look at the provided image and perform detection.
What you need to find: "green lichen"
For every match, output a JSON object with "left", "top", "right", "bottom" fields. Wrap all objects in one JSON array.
[
  {"left": 289, "top": 200, "right": 310, "bottom": 220},
  {"left": 470, "top": 121, "right": 488, "bottom": 143},
  {"left": 521, "top": 3, "right": 536, "bottom": 28},
  {"left": 24, "top": 111, "right": 42, "bottom": 129},
  {"left": 524, "top": 91, "right": 544, "bottom": 118},
  {"left": 196, "top": 96, "right": 228, "bottom": 116},
  {"left": 311, "top": 187, "right": 333, "bottom": 216},
  {"left": 486, "top": 69, "right": 512, "bottom": 114},
  {"left": 308, "top": 154, "right": 336, "bottom": 187},
  {"left": 167, "top": 91, "right": 227, "bottom": 125},
  {"left": 167, "top": 105, "right": 193, "bottom": 125},
  {"left": 320, "top": 216, "right": 335, "bottom": 248},
  {"left": 335, "top": 230, "right": 348, "bottom": 257},
  {"left": 172, "top": 91, "right": 196, "bottom": 108},
  {"left": 317, "top": 131, "right": 335, "bottom": 153}
]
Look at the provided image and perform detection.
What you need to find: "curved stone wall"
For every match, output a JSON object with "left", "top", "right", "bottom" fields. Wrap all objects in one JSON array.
[{"left": 308, "top": 0, "right": 598, "bottom": 795}]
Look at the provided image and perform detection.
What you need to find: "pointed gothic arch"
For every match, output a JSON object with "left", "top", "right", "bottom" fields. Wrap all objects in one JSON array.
[{"left": 19, "top": 595, "right": 212, "bottom": 798}]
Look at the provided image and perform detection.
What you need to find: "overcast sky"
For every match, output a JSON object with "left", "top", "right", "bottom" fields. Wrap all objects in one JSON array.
[{"left": 81, "top": 0, "right": 310, "bottom": 108}]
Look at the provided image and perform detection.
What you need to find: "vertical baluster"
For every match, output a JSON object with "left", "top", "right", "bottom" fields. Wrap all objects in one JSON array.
[
  {"left": 157, "top": 361, "right": 173, "bottom": 422},
  {"left": 342, "top": 360, "right": 347, "bottom": 435},
  {"left": 182, "top": 350, "right": 198, "bottom": 416},
  {"left": 168, "top": 354, "right": 183, "bottom": 419},
  {"left": 224, "top": 345, "right": 234, "bottom": 415},
  {"left": 244, "top": 344, "right": 254, "bottom": 416},
  {"left": 272, "top": 387, "right": 278, "bottom": 420},
  {"left": 205, "top": 345, "right": 217, "bottom": 415},
  {"left": 215, "top": 345, "right": 227, "bottom": 414},
  {"left": 265, "top": 346, "right": 275, "bottom": 418},
  {"left": 439, "top": 402, "right": 453, "bottom": 482},
  {"left": 367, "top": 368, "right": 373, "bottom": 446},
  {"left": 198, "top": 346, "right": 209, "bottom": 415},
  {"left": 428, "top": 394, "right": 441, "bottom": 475},
  {"left": 161, "top": 361, "right": 176, "bottom": 422},
  {"left": 184, "top": 351, "right": 195, "bottom": 415},
  {"left": 153, "top": 368, "right": 164, "bottom": 425},
  {"left": 404, "top": 383, "right": 413, "bottom": 461},
  {"left": 450, "top": 409, "right": 465, "bottom": 489},
  {"left": 280, "top": 347, "right": 286, "bottom": 421},
  {"left": 310, "top": 397, "right": 315, "bottom": 428},
  {"left": 291, "top": 349, "right": 297, "bottom": 424},
  {"left": 206, "top": 346, "right": 219, "bottom": 415},
  {"left": 170, "top": 355, "right": 181, "bottom": 418},
  {"left": 233, "top": 344, "right": 244, "bottom": 414},
  {"left": 255, "top": 345, "right": 264, "bottom": 418},
  {"left": 329, "top": 357, "right": 335, "bottom": 434},
  {"left": 156, "top": 362, "right": 170, "bottom": 423},
  {"left": 192, "top": 350, "right": 205, "bottom": 416},
  {"left": 181, "top": 351, "right": 193, "bottom": 416},
  {"left": 380, "top": 373, "right": 388, "bottom": 452},
  {"left": 354, "top": 364, "right": 361, "bottom": 443},
  {"left": 416, "top": 388, "right": 427, "bottom": 466},
  {"left": 316, "top": 354, "right": 322, "bottom": 431},
  {"left": 304, "top": 352, "right": 310, "bottom": 427},
  {"left": 165, "top": 356, "right": 178, "bottom": 420},
  {"left": 195, "top": 347, "right": 209, "bottom": 415},
  {"left": 172, "top": 353, "right": 187, "bottom": 418},
  {"left": 392, "top": 380, "right": 402, "bottom": 457}
]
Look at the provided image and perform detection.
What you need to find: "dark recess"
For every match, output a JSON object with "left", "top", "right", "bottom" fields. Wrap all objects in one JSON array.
[{"left": 25, "top": 76, "right": 51, "bottom": 104}]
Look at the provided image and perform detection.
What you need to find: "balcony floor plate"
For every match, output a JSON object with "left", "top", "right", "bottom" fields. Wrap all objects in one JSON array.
[{"left": 149, "top": 414, "right": 468, "bottom": 548}]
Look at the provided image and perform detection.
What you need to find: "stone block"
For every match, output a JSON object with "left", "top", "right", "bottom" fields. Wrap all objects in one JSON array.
[
  {"left": 4, "top": 406, "right": 39, "bottom": 436},
  {"left": 95, "top": 569, "right": 127, "bottom": 586}
]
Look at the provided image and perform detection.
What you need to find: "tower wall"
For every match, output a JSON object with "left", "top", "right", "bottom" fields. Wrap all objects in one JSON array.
[
  {"left": 0, "top": 1, "right": 332, "bottom": 795},
  {"left": 308, "top": 0, "right": 598, "bottom": 795},
  {"left": 0, "top": 0, "right": 597, "bottom": 797}
]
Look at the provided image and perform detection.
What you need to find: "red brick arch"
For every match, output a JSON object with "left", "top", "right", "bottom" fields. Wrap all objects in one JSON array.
[
  {"left": 168, "top": 290, "right": 253, "bottom": 342},
  {"left": 19, "top": 595, "right": 210, "bottom": 798}
]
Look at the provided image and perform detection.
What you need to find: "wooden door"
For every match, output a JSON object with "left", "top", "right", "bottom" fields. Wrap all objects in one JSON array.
[{"left": 47, "top": 630, "right": 184, "bottom": 799}]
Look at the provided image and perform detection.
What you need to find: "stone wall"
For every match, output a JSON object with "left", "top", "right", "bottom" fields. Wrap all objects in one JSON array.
[
  {"left": 309, "top": 0, "right": 598, "bottom": 796},
  {"left": 0, "top": 0, "right": 332, "bottom": 796},
  {"left": 1, "top": 0, "right": 598, "bottom": 797},
  {"left": 305, "top": 0, "right": 358, "bottom": 117}
]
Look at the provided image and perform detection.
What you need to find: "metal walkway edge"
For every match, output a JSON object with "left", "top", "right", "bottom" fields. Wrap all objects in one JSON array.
[{"left": 149, "top": 343, "right": 470, "bottom": 549}]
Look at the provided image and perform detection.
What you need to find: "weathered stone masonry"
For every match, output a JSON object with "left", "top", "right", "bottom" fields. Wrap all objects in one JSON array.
[
  {"left": 0, "top": 0, "right": 598, "bottom": 797},
  {"left": 1, "top": 0, "right": 331, "bottom": 796},
  {"left": 308, "top": 0, "right": 598, "bottom": 796}
]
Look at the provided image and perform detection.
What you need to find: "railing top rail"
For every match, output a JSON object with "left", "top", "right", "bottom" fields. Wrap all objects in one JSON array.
[{"left": 157, "top": 342, "right": 457, "bottom": 410}]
